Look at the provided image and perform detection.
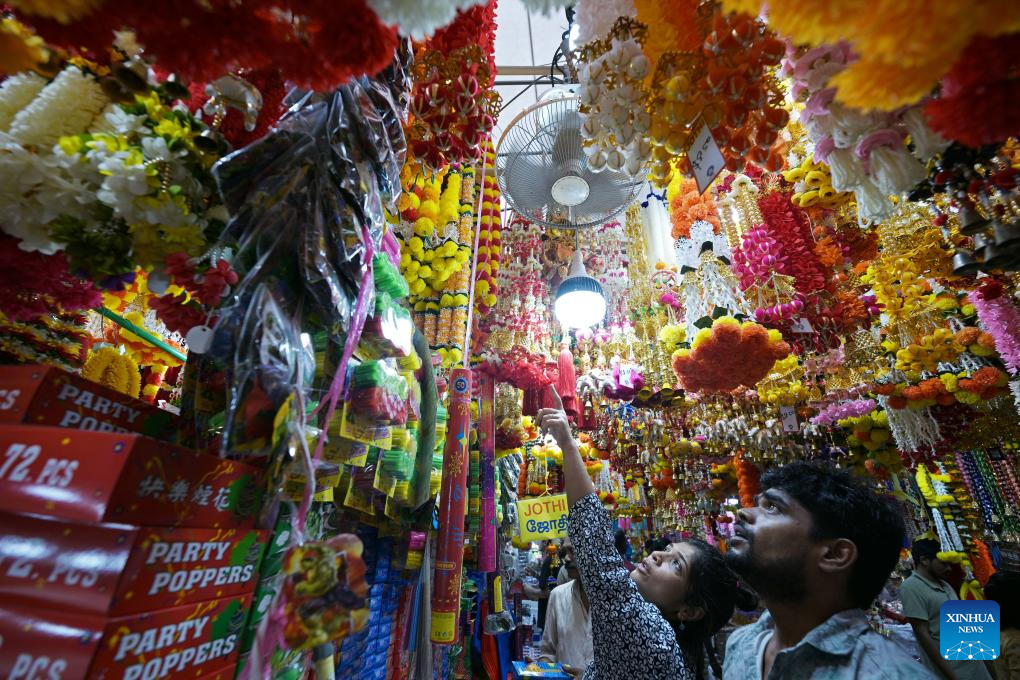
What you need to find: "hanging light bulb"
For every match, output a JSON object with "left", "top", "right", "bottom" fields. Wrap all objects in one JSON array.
[{"left": 554, "top": 246, "right": 606, "bottom": 329}]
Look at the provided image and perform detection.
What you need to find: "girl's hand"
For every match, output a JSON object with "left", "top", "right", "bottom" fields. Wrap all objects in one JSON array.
[{"left": 537, "top": 387, "right": 573, "bottom": 449}]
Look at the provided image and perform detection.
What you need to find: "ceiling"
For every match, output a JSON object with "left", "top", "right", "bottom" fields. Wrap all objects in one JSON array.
[{"left": 493, "top": 1, "right": 574, "bottom": 140}]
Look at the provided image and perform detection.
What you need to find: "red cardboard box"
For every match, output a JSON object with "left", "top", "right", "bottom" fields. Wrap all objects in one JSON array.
[
  {"left": 0, "top": 511, "right": 267, "bottom": 616},
  {"left": 0, "top": 605, "right": 103, "bottom": 679},
  {"left": 0, "top": 594, "right": 251, "bottom": 679},
  {"left": 0, "top": 424, "right": 261, "bottom": 527},
  {"left": 0, "top": 365, "right": 180, "bottom": 442}
]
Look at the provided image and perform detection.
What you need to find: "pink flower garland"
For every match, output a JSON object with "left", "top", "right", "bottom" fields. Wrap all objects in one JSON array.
[
  {"left": 810, "top": 398, "right": 876, "bottom": 426},
  {"left": 971, "top": 282, "right": 1020, "bottom": 375}
]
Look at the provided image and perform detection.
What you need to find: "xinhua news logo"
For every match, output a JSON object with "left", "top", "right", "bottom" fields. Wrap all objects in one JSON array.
[{"left": 940, "top": 600, "right": 1000, "bottom": 661}]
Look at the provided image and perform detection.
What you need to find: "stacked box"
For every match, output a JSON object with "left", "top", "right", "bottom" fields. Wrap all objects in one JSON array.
[
  {"left": 0, "top": 511, "right": 267, "bottom": 615},
  {"left": 0, "top": 365, "right": 180, "bottom": 442},
  {"left": 0, "top": 391, "right": 265, "bottom": 679},
  {"left": 0, "top": 424, "right": 261, "bottom": 527}
]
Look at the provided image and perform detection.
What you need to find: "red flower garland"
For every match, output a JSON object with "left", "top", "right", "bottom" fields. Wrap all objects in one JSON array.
[
  {"left": 25, "top": 0, "right": 398, "bottom": 91},
  {"left": 924, "top": 34, "right": 1020, "bottom": 148},
  {"left": 757, "top": 192, "right": 828, "bottom": 295},
  {"left": 0, "top": 235, "right": 102, "bottom": 321}
]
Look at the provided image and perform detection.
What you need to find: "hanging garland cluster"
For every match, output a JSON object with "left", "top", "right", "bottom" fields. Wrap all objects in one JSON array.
[
  {"left": 406, "top": 1, "right": 498, "bottom": 169},
  {"left": 671, "top": 316, "right": 790, "bottom": 393},
  {"left": 13, "top": 0, "right": 400, "bottom": 91}
]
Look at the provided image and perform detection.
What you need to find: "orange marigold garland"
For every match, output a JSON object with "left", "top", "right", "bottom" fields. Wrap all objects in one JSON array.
[
  {"left": 670, "top": 176, "right": 722, "bottom": 240},
  {"left": 672, "top": 316, "right": 790, "bottom": 393},
  {"left": 735, "top": 453, "right": 761, "bottom": 508}
]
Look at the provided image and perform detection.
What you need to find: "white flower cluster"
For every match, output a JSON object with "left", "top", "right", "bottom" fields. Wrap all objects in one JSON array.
[
  {"left": 791, "top": 47, "right": 949, "bottom": 226},
  {"left": 365, "top": 0, "right": 486, "bottom": 40},
  {"left": 577, "top": 36, "right": 651, "bottom": 177},
  {"left": 8, "top": 66, "right": 108, "bottom": 149},
  {"left": 574, "top": 0, "right": 636, "bottom": 46},
  {"left": 0, "top": 65, "right": 216, "bottom": 261},
  {"left": 0, "top": 73, "right": 47, "bottom": 132},
  {"left": 0, "top": 66, "right": 112, "bottom": 253},
  {"left": 0, "top": 137, "right": 89, "bottom": 253}
]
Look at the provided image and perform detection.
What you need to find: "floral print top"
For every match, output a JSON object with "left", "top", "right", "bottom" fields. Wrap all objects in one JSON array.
[{"left": 568, "top": 492, "right": 694, "bottom": 680}]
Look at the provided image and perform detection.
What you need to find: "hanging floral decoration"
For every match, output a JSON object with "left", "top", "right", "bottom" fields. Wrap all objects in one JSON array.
[
  {"left": 0, "top": 15, "right": 48, "bottom": 74},
  {"left": 0, "top": 309, "right": 91, "bottom": 371},
  {"left": 473, "top": 140, "right": 501, "bottom": 317},
  {"left": 0, "top": 64, "right": 228, "bottom": 291},
  {"left": 781, "top": 154, "right": 851, "bottom": 211},
  {"left": 722, "top": 0, "right": 1020, "bottom": 111},
  {"left": 406, "top": 1, "right": 498, "bottom": 169},
  {"left": 81, "top": 344, "right": 142, "bottom": 398},
  {"left": 923, "top": 34, "right": 1020, "bottom": 148},
  {"left": 970, "top": 279, "right": 1020, "bottom": 375},
  {"left": 787, "top": 43, "right": 948, "bottom": 225},
  {"left": 576, "top": 2, "right": 788, "bottom": 181},
  {"left": 0, "top": 235, "right": 102, "bottom": 321},
  {"left": 669, "top": 175, "right": 721, "bottom": 240},
  {"left": 19, "top": 1, "right": 399, "bottom": 92},
  {"left": 671, "top": 316, "right": 790, "bottom": 394}
]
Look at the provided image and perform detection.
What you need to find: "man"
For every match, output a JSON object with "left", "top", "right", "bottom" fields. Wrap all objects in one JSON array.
[
  {"left": 723, "top": 462, "right": 938, "bottom": 679},
  {"left": 538, "top": 538, "right": 593, "bottom": 677},
  {"left": 901, "top": 539, "right": 993, "bottom": 680}
]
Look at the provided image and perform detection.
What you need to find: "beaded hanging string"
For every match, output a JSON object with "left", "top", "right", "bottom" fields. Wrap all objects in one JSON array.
[
  {"left": 974, "top": 450, "right": 1020, "bottom": 538},
  {"left": 957, "top": 451, "right": 998, "bottom": 532},
  {"left": 877, "top": 394, "right": 941, "bottom": 458}
]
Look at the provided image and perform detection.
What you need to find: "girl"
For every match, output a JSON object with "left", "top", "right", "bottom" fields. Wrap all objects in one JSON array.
[{"left": 538, "top": 387, "right": 753, "bottom": 679}]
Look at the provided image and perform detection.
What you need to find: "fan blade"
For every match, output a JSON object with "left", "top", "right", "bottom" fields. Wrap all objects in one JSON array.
[{"left": 502, "top": 154, "right": 554, "bottom": 214}]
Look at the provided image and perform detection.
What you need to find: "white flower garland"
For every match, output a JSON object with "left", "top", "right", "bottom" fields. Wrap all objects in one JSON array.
[
  {"left": 0, "top": 73, "right": 47, "bottom": 133},
  {"left": 877, "top": 395, "right": 941, "bottom": 454},
  {"left": 8, "top": 66, "right": 108, "bottom": 148},
  {"left": 574, "top": 0, "right": 636, "bottom": 45}
]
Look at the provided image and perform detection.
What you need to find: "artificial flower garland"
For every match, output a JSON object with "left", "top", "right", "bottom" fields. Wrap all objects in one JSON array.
[
  {"left": 669, "top": 175, "right": 722, "bottom": 240},
  {"left": 970, "top": 280, "right": 1020, "bottom": 375},
  {"left": 672, "top": 316, "right": 790, "bottom": 394},
  {"left": 82, "top": 345, "right": 142, "bottom": 398},
  {"left": 722, "top": 0, "right": 1020, "bottom": 111},
  {"left": 20, "top": 1, "right": 400, "bottom": 92}
]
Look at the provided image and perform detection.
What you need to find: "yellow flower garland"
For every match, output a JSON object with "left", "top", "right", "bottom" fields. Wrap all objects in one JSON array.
[{"left": 82, "top": 346, "right": 142, "bottom": 398}]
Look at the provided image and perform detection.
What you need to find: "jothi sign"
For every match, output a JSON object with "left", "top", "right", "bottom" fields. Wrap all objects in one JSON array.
[{"left": 517, "top": 494, "right": 569, "bottom": 542}]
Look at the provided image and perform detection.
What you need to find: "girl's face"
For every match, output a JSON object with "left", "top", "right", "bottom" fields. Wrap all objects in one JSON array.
[{"left": 630, "top": 542, "right": 704, "bottom": 624}]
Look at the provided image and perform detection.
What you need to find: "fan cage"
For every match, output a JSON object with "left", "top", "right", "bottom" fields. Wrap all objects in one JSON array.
[{"left": 495, "top": 96, "right": 641, "bottom": 230}]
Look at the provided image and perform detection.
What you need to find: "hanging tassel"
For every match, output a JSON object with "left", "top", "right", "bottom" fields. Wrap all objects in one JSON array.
[
  {"left": 854, "top": 178, "right": 892, "bottom": 225},
  {"left": 557, "top": 341, "right": 579, "bottom": 418},
  {"left": 900, "top": 107, "right": 951, "bottom": 161},
  {"left": 823, "top": 146, "right": 864, "bottom": 194},
  {"left": 867, "top": 145, "right": 927, "bottom": 196}
]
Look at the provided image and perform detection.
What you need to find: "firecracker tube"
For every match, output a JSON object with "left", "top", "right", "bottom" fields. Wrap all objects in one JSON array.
[
  {"left": 478, "top": 373, "right": 496, "bottom": 573},
  {"left": 431, "top": 366, "right": 473, "bottom": 644}
]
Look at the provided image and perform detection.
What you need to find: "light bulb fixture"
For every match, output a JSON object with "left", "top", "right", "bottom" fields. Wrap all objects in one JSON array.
[{"left": 554, "top": 246, "right": 606, "bottom": 329}]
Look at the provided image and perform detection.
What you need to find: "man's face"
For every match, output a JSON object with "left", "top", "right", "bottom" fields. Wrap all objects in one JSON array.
[
  {"left": 724, "top": 488, "right": 813, "bottom": 602},
  {"left": 560, "top": 539, "right": 579, "bottom": 580},
  {"left": 927, "top": 556, "right": 952, "bottom": 579}
]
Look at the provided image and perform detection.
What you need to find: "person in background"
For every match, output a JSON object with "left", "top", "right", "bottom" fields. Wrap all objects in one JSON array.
[
  {"left": 521, "top": 541, "right": 554, "bottom": 630},
  {"left": 982, "top": 570, "right": 1019, "bottom": 680},
  {"left": 539, "top": 538, "right": 594, "bottom": 676},
  {"left": 723, "top": 462, "right": 938, "bottom": 679},
  {"left": 901, "top": 539, "right": 992, "bottom": 680},
  {"left": 539, "top": 387, "right": 748, "bottom": 680},
  {"left": 616, "top": 528, "right": 637, "bottom": 572}
]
